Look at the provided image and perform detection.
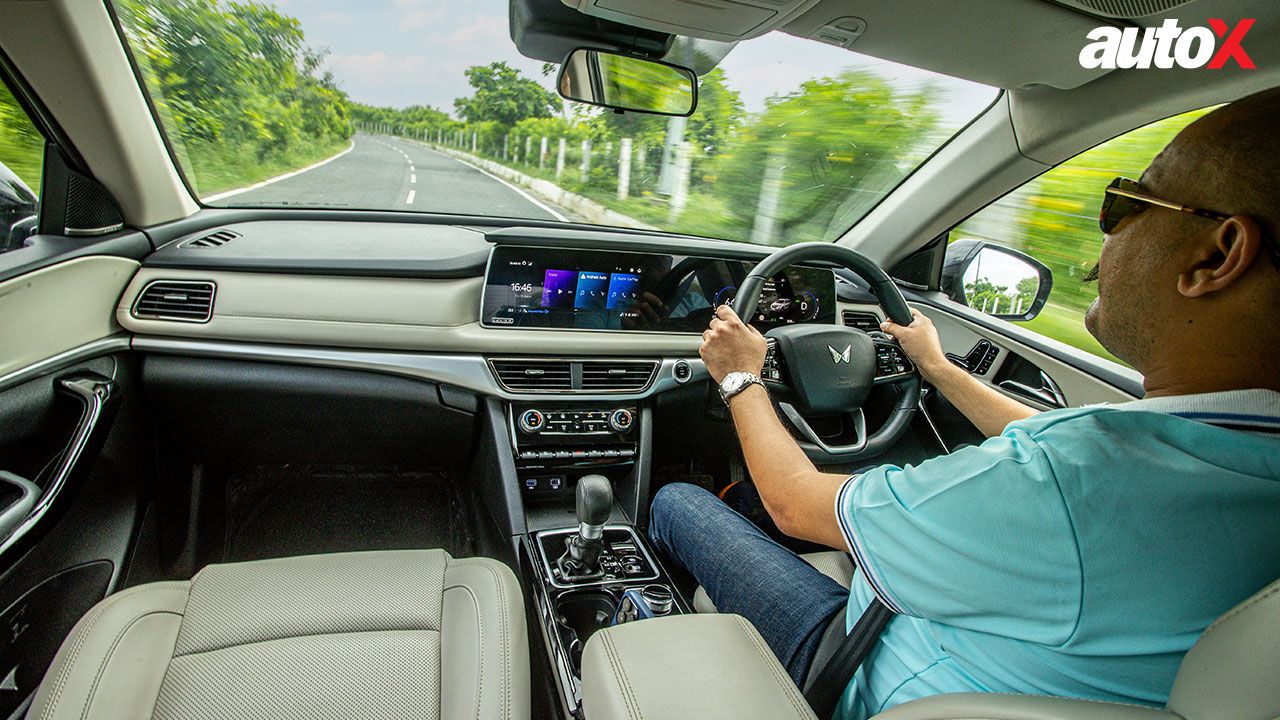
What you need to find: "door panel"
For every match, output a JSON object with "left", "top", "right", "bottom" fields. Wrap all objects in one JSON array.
[
  {"left": 837, "top": 297, "right": 1139, "bottom": 451},
  {"left": 0, "top": 255, "right": 138, "bottom": 379},
  {"left": 0, "top": 354, "right": 138, "bottom": 715}
]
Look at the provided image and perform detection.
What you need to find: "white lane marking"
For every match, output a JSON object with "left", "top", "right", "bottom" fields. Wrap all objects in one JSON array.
[
  {"left": 411, "top": 174, "right": 416, "bottom": 183},
  {"left": 406, "top": 189, "right": 416, "bottom": 204},
  {"left": 204, "top": 140, "right": 355, "bottom": 201},
  {"left": 421, "top": 146, "right": 568, "bottom": 221},
  {"left": 409, "top": 165, "right": 415, "bottom": 173}
]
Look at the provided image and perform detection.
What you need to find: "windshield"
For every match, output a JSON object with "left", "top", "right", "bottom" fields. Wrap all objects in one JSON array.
[{"left": 115, "top": 1, "right": 997, "bottom": 245}]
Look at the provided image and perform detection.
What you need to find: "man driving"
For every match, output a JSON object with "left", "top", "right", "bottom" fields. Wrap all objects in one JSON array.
[{"left": 648, "top": 87, "right": 1280, "bottom": 720}]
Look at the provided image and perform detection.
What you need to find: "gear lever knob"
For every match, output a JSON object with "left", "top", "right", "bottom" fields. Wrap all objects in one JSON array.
[{"left": 576, "top": 474, "right": 613, "bottom": 539}]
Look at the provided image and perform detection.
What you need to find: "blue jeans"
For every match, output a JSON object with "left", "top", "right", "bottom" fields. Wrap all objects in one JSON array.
[{"left": 648, "top": 482, "right": 850, "bottom": 685}]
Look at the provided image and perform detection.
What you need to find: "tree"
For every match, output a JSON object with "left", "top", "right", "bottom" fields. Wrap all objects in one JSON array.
[
  {"left": 454, "top": 62, "right": 561, "bottom": 127},
  {"left": 716, "top": 72, "right": 940, "bottom": 238}
]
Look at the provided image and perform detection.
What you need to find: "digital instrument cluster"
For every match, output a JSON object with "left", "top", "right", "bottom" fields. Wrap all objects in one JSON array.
[{"left": 482, "top": 246, "right": 835, "bottom": 332}]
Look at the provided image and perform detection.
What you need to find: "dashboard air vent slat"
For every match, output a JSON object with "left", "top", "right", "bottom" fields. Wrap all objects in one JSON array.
[
  {"left": 489, "top": 359, "right": 659, "bottom": 393},
  {"left": 132, "top": 281, "right": 216, "bottom": 323},
  {"left": 182, "top": 229, "right": 240, "bottom": 248},
  {"left": 580, "top": 361, "right": 659, "bottom": 392},
  {"left": 491, "top": 359, "right": 573, "bottom": 392},
  {"left": 842, "top": 310, "right": 880, "bottom": 333}
]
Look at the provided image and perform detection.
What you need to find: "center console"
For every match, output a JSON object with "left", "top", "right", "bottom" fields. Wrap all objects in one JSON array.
[{"left": 520, "top": 473, "right": 690, "bottom": 718}]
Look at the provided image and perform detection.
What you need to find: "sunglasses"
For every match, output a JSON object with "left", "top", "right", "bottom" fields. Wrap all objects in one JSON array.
[{"left": 1099, "top": 177, "right": 1232, "bottom": 234}]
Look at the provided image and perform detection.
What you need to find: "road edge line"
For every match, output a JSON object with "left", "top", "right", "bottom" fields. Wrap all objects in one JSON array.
[
  {"left": 409, "top": 142, "right": 569, "bottom": 222},
  {"left": 203, "top": 139, "right": 356, "bottom": 202}
]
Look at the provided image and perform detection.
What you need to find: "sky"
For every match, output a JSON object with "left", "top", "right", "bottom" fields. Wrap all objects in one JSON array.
[{"left": 272, "top": 0, "right": 997, "bottom": 123}]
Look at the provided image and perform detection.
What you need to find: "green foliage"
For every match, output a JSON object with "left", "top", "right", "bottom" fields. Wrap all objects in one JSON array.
[
  {"left": 454, "top": 62, "right": 561, "bottom": 127},
  {"left": 0, "top": 80, "right": 43, "bottom": 194},
  {"left": 116, "top": 0, "right": 353, "bottom": 195},
  {"left": 715, "top": 72, "right": 940, "bottom": 237}
]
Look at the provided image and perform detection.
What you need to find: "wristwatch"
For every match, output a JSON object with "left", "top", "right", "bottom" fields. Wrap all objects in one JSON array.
[{"left": 719, "top": 371, "right": 765, "bottom": 405}]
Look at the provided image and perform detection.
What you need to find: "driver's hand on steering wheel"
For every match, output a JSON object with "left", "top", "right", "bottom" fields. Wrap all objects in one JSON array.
[
  {"left": 701, "top": 304, "right": 767, "bottom": 384},
  {"left": 880, "top": 308, "right": 949, "bottom": 380}
]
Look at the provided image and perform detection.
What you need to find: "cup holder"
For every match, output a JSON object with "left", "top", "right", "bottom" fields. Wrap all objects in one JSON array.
[{"left": 555, "top": 591, "right": 617, "bottom": 672}]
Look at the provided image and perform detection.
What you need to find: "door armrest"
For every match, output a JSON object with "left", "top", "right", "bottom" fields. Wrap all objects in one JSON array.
[{"left": 581, "top": 613, "right": 817, "bottom": 720}]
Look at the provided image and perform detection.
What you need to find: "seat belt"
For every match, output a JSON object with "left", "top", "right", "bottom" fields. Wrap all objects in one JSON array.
[{"left": 803, "top": 597, "right": 895, "bottom": 720}]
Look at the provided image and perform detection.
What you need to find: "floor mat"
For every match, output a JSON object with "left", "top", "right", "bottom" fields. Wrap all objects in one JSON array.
[{"left": 223, "top": 466, "right": 474, "bottom": 562}]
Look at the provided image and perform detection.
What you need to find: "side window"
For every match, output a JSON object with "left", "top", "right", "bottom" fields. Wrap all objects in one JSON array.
[
  {"left": 947, "top": 107, "right": 1214, "bottom": 365},
  {"left": 0, "top": 79, "right": 43, "bottom": 253}
]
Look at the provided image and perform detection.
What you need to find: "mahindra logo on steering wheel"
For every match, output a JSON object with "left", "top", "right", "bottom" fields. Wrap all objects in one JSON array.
[{"left": 828, "top": 344, "right": 852, "bottom": 364}]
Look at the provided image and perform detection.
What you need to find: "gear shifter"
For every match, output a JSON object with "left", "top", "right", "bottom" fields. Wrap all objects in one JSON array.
[{"left": 556, "top": 475, "right": 612, "bottom": 581}]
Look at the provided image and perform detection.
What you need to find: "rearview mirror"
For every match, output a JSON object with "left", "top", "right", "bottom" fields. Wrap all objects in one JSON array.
[
  {"left": 941, "top": 239, "right": 1053, "bottom": 321},
  {"left": 557, "top": 48, "right": 698, "bottom": 117}
]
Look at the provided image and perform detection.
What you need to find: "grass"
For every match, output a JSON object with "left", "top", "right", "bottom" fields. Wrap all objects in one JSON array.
[{"left": 183, "top": 135, "right": 350, "bottom": 198}]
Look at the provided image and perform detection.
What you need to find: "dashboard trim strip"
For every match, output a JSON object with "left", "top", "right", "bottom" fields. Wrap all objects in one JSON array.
[{"left": 130, "top": 336, "right": 708, "bottom": 401}]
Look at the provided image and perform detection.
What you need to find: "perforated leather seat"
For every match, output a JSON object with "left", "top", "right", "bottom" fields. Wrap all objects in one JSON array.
[{"left": 26, "top": 550, "right": 530, "bottom": 720}]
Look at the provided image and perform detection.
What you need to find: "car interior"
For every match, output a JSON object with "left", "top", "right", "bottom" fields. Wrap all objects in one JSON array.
[{"left": 0, "top": 0, "right": 1277, "bottom": 719}]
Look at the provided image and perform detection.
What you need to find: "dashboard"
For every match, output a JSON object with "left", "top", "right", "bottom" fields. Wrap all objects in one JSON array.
[{"left": 481, "top": 245, "right": 835, "bottom": 333}]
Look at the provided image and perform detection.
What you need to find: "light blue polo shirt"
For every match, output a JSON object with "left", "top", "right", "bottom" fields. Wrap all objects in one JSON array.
[{"left": 833, "top": 389, "right": 1280, "bottom": 720}]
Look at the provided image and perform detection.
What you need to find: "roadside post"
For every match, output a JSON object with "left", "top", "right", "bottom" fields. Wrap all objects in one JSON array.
[
  {"left": 580, "top": 139, "right": 592, "bottom": 182},
  {"left": 751, "top": 152, "right": 785, "bottom": 245},
  {"left": 668, "top": 141, "right": 692, "bottom": 223},
  {"left": 540, "top": 136, "right": 548, "bottom": 170},
  {"left": 556, "top": 138, "right": 566, "bottom": 179},
  {"left": 618, "top": 138, "right": 632, "bottom": 199}
]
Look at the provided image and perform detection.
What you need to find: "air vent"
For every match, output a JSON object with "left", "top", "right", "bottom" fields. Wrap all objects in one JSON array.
[
  {"left": 181, "top": 229, "right": 240, "bottom": 248},
  {"left": 490, "top": 359, "right": 573, "bottom": 393},
  {"left": 581, "top": 360, "right": 659, "bottom": 392},
  {"left": 489, "top": 359, "right": 659, "bottom": 393},
  {"left": 842, "top": 310, "right": 881, "bottom": 333},
  {"left": 131, "top": 280, "right": 216, "bottom": 323}
]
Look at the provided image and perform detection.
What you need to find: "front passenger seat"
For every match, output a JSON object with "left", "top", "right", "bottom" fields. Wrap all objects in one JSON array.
[{"left": 26, "top": 550, "right": 529, "bottom": 720}]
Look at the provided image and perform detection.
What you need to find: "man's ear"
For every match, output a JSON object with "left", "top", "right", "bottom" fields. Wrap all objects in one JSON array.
[{"left": 1177, "top": 216, "right": 1264, "bottom": 298}]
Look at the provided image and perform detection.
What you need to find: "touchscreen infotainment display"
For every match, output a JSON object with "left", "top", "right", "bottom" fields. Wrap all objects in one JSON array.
[{"left": 481, "top": 246, "right": 835, "bottom": 333}]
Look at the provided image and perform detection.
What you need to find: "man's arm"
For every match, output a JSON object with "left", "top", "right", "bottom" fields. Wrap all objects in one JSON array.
[
  {"left": 880, "top": 308, "right": 1038, "bottom": 438},
  {"left": 700, "top": 306, "right": 852, "bottom": 550}
]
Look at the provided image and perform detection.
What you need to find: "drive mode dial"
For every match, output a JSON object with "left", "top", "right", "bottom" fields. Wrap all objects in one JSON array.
[
  {"left": 609, "top": 409, "right": 634, "bottom": 433},
  {"left": 519, "top": 409, "right": 545, "bottom": 433}
]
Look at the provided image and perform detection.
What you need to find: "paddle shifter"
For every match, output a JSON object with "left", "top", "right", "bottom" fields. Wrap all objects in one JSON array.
[{"left": 556, "top": 475, "right": 612, "bottom": 581}]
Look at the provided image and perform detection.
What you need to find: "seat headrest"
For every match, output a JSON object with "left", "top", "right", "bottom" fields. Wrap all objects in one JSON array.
[{"left": 1166, "top": 577, "right": 1280, "bottom": 720}]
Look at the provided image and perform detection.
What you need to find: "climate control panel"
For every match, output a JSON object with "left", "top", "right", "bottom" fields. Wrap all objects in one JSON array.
[
  {"left": 516, "top": 407, "right": 635, "bottom": 436},
  {"left": 511, "top": 403, "right": 639, "bottom": 498}
]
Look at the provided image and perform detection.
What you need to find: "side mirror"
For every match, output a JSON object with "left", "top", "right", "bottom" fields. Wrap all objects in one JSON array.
[
  {"left": 557, "top": 48, "right": 697, "bottom": 117},
  {"left": 941, "top": 239, "right": 1053, "bottom": 321}
]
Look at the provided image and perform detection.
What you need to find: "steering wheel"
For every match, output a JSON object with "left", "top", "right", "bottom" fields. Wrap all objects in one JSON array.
[{"left": 733, "top": 242, "right": 921, "bottom": 464}]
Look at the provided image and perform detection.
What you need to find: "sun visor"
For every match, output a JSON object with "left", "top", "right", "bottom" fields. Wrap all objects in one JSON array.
[
  {"left": 780, "top": 0, "right": 1116, "bottom": 90},
  {"left": 511, "top": 0, "right": 736, "bottom": 75},
  {"left": 559, "top": 0, "right": 824, "bottom": 43}
]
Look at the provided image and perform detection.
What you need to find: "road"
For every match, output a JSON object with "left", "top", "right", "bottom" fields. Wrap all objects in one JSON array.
[{"left": 214, "top": 133, "right": 566, "bottom": 221}]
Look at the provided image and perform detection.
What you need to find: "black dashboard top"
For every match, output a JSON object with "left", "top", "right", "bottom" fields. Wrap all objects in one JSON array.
[
  {"left": 146, "top": 220, "right": 493, "bottom": 278},
  {"left": 143, "top": 220, "right": 788, "bottom": 279}
]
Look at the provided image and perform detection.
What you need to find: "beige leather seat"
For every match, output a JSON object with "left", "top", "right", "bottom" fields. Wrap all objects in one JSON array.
[
  {"left": 27, "top": 550, "right": 529, "bottom": 720},
  {"left": 692, "top": 550, "right": 853, "bottom": 612}
]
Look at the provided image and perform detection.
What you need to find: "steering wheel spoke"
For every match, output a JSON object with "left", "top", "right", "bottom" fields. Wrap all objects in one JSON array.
[
  {"left": 870, "top": 334, "right": 917, "bottom": 384},
  {"left": 778, "top": 403, "right": 867, "bottom": 457}
]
